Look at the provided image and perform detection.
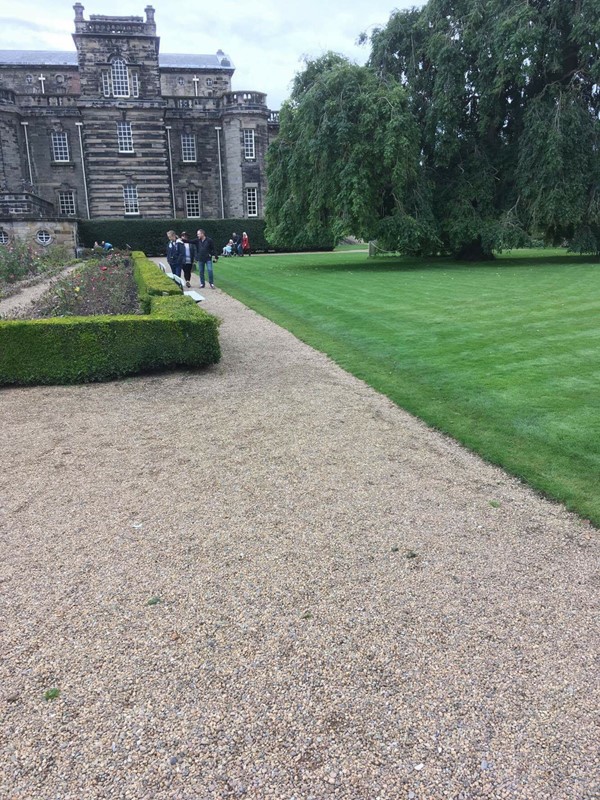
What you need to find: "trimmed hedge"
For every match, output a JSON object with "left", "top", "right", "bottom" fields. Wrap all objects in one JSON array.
[
  {"left": 132, "top": 250, "right": 181, "bottom": 313},
  {"left": 77, "top": 218, "right": 335, "bottom": 255},
  {"left": 0, "top": 252, "right": 220, "bottom": 386},
  {"left": 78, "top": 218, "right": 271, "bottom": 256}
]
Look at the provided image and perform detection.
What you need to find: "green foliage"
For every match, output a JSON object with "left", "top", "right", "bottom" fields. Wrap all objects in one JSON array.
[
  {"left": 0, "top": 253, "right": 220, "bottom": 386},
  {"left": 15, "top": 253, "right": 140, "bottom": 318},
  {"left": 0, "top": 239, "right": 74, "bottom": 293},
  {"left": 78, "top": 219, "right": 272, "bottom": 256},
  {"left": 265, "top": 55, "right": 433, "bottom": 254},
  {"left": 367, "top": 0, "right": 600, "bottom": 256},
  {"left": 131, "top": 250, "right": 181, "bottom": 313}
]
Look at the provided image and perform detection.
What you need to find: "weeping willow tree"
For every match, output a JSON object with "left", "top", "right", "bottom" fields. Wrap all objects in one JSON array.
[
  {"left": 368, "top": 0, "right": 600, "bottom": 256},
  {"left": 266, "top": 1, "right": 599, "bottom": 257},
  {"left": 265, "top": 54, "right": 438, "bottom": 254}
]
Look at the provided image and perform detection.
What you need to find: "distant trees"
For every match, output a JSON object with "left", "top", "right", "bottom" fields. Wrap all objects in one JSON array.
[{"left": 266, "top": 0, "right": 600, "bottom": 257}]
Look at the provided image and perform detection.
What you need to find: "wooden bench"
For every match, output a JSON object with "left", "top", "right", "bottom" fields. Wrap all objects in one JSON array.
[{"left": 159, "top": 262, "right": 204, "bottom": 303}]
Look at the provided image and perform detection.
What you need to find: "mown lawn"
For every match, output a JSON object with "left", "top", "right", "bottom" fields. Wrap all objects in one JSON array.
[{"left": 217, "top": 249, "right": 600, "bottom": 526}]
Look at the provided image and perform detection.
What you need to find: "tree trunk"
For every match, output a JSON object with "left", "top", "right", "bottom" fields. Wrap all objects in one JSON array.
[{"left": 455, "top": 236, "right": 495, "bottom": 261}]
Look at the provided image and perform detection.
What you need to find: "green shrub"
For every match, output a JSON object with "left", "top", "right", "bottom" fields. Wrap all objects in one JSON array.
[
  {"left": 131, "top": 250, "right": 181, "bottom": 313},
  {"left": 14, "top": 253, "right": 140, "bottom": 319},
  {"left": 77, "top": 218, "right": 335, "bottom": 255},
  {"left": 78, "top": 219, "right": 272, "bottom": 256},
  {"left": 0, "top": 240, "right": 75, "bottom": 289},
  {"left": 0, "top": 252, "right": 220, "bottom": 386}
]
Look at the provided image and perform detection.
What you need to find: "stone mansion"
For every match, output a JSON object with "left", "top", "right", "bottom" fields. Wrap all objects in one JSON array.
[{"left": 0, "top": 4, "right": 278, "bottom": 245}]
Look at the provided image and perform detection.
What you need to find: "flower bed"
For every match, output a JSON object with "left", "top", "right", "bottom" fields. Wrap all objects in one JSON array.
[
  {"left": 0, "top": 240, "right": 76, "bottom": 300},
  {"left": 10, "top": 252, "right": 141, "bottom": 319},
  {"left": 0, "top": 251, "right": 220, "bottom": 386}
]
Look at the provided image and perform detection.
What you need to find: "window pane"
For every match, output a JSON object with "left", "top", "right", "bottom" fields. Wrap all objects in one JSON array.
[
  {"left": 101, "top": 72, "right": 111, "bottom": 97},
  {"left": 112, "top": 59, "right": 130, "bottom": 97},
  {"left": 117, "top": 122, "right": 134, "bottom": 153},
  {"left": 246, "top": 187, "right": 258, "bottom": 217},
  {"left": 181, "top": 133, "right": 197, "bottom": 162},
  {"left": 185, "top": 190, "right": 200, "bottom": 217},
  {"left": 123, "top": 185, "right": 139, "bottom": 214},
  {"left": 131, "top": 72, "right": 139, "bottom": 98},
  {"left": 51, "top": 131, "right": 70, "bottom": 162},
  {"left": 58, "top": 191, "right": 76, "bottom": 215},
  {"left": 243, "top": 129, "right": 255, "bottom": 160},
  {"left": 36, "top": 229, "right": 52, "bottom": 245}
]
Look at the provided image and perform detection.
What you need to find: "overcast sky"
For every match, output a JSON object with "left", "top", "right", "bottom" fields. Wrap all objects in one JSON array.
[{"left": 0, "top": 1, "right": 423, "bottom": 108}]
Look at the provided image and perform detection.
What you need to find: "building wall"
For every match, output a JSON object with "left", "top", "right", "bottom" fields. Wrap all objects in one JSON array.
[
  {"left": 0, "top": 5, "right": 277, "bottom": 225},
  {"left": 0, "top": 218, "right": 77, "bottom": 249}
]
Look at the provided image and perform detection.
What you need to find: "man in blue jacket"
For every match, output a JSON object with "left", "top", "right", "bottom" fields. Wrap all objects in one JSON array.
[
  {"left": 166, "top": 230, "right": 185, "bottom": 278},
  {"left": 194, "top": 228, "right": 216, "bottom": 288}
]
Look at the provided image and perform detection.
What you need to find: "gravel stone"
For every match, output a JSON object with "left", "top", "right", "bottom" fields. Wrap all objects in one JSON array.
[{"left": 0, "top": 269, "right": 598, "bottom": 799}]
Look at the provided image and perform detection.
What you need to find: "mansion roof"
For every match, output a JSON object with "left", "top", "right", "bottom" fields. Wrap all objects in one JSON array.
[{"left": 0, "top": 50, "right": 235, "bottom": 71}]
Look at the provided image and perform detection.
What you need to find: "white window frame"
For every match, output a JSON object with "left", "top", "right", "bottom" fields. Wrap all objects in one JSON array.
[
  {"left": 101, "top": 71, "right": 111, "bottom": 97},
  {"left": 111, "top": 58, "right": 130, "bottom": 98},
  {"left": 0, "top": 230, "right": 9, "bottom": 244},
  {"left": 36, "top": 229, "right": 52, "bottom": 246},
  {"left": 246, "top": 187, "right": 258, "bottom": 217},
  {"left": 123, "top": 185, "right": 139, "bottom": 215},
  {"left": 181, "top": 132, "right": 197, "bottom": 162},
  {"left": 51, "top": 131, "right": 70, "bottom": 162},
  {"left": 117, "top": 121, "right": 134, "bottom": 153},
  {"left": 243, "top": 128, "right": 256, "bottom": 160},
  {"left": 131, "top": 72, "right": 139, "bottom": 98},
  {"left": 185, "top": 190, "right": 201, "bottom": 218},
  {"left": 58, "top": 191, "right": 76, "bottom": 216}
]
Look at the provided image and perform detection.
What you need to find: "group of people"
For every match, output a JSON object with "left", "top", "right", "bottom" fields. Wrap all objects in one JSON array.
[
  {"left": 167, "top": 229, "right": 252, "bottom": 288},
  {"left": 166, "top": 229, "right": 216, "bottom": 289},
  {"left": 222, "top": 231, "right": 250, "bottom": 257}
]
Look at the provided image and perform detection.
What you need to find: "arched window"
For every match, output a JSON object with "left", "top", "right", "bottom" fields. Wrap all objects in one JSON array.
[{"left": 111, "top": 59, "right": 130, "bottom": 97}]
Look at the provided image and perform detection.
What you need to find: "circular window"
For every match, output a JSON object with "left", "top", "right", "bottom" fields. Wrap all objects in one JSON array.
[
  {"left": 36, "top": 229, "right": 52, "bottom": 246},
  {"left": 0, "top": 230, "right": 9, "bottom": 244},
  {"left": 178, "top": 77, "right": 185, "bottom": 86},
  {"left": 206, "top": 79, "right": 213, "bottom": 86},
  {"left": 26, "top": 74, "right": 33, "bottom": 84},
  {"left": 55, "top": 74, "right": 64, "bottom": 84}
]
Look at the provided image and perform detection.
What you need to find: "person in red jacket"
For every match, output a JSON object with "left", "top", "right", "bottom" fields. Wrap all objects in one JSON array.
[{"left": 242, "top": 231, "right": 251, "bottom": 256}]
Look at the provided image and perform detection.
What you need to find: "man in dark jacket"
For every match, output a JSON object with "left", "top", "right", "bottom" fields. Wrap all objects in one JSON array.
[
  {"left": 232, "top": 231, "right": 242, "bottom": 256},
  {"left": 194, "top": 228, "right": 216, "bottom": 288},
  {"left": 166, "top": 230, "right": 185, "bottom": 278}
]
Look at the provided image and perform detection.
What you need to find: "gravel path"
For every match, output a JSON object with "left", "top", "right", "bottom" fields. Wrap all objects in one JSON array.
[
  {"left": 0, "top": 265, "right": 79, "bottom": 318},
  {"left": 0, "top": 272, "right": 598, "bottom": 799}
]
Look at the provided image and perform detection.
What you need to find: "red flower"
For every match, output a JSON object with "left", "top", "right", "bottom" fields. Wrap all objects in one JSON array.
[{"left": 100, "top": 266, "right": 108, "bottom": 271}]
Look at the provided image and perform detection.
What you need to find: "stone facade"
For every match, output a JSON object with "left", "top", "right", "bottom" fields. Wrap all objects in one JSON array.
[
  {"left": 0, "top": 3, "right": 279, "bottom": 240},
  {"left": 0, "top": 217, "right": 78, "bottom": 250}
]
